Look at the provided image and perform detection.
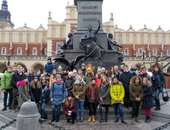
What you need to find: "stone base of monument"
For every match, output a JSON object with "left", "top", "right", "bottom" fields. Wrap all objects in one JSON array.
[{"left": 63, "top": 50, "right": 123, "bottom": 67}]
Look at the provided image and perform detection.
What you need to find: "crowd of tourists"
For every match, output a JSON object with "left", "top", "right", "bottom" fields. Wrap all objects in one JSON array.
[{"left": 0, "top": 57, "right": 167, "bottom": 125}]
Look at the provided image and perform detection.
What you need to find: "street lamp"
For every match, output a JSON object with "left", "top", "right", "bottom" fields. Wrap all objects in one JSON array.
[{"left": 7, "top": 55, "right": 11, "bottom": 66}]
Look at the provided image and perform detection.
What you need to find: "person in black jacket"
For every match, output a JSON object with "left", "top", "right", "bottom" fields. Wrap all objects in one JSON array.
[
  {"left": 151, "top": 64, "right": 165, "bottom": 111},
  {"left": 64, "top": 72, "right": 74, "bottom": 97},
  {"left": 11, "top": 65, "right": 27, "bottom": 111},
  {"left": 119, "top": 65, "right": 133, "bottom": 108},
  {"left": 142, "top": 77, "right": 153, "bottom": 123},
  {"left": 39, "top": 77, "right": 50, "bottom": 120}
]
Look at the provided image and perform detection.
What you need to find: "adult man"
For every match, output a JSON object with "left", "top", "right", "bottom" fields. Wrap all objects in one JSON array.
[
  {"left": 119, "top": 65, "right": 133, "bottom": 108},
  {"left": 44, "top": 57, "right": 54, "bottom": 75},
  {"left": 1, "top": 66, "right": 13, "bottom": 111}
]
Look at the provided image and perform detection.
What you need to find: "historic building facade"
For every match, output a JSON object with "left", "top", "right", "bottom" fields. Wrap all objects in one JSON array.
[{"left": 0, "top": 0, "right": 170, "bottom": 67}]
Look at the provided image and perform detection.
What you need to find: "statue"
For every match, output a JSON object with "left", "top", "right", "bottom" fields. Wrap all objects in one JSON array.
[
  {"left": 62, "top": 33, "right": 73, "bottom": 50},
  {"left": 80, "top": 20, "right": 103, "bottom": 57},
  {"left": 54, "top": 0, "right": 123, "bottom": 70},
  {"left": 74, "top": 0, "right": 103, "bottom": 5},
  {"left": 107, "top": 33, "right": 122, "bottom": 51}
]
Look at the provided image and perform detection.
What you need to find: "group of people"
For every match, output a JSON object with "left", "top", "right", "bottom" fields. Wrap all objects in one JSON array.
[{"left": 0, "top": 57, "right": 166, "bottom": 125}]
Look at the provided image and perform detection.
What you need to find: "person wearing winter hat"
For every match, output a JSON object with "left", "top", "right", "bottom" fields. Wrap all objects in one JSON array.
[
  {"left": 50, "top": 74, "right": 68, "bottom": 124},
  {"left": 64, "top": 71, "right": 74, "bottom": 97},
  {"left": 72, "top": 79, "right": 86, "bottom": 122}
]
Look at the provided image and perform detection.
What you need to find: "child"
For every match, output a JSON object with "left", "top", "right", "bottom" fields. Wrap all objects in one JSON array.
[
  {"left": 110, "top": 77, "right": 126, "bottom": 124},
  {"left": 142, "top": 77, "right": 153, "bottom": 123},
  {"left": 63, "top": 96, "right": 77, "bottom": 124}
]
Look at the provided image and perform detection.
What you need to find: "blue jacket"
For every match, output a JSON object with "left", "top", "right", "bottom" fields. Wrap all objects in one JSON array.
[
  {"left": 51, "top": 80, "right": 68, "bottom": 105},
  {"left": 44, "top": 63, "right": 54, "bottom": 74}
]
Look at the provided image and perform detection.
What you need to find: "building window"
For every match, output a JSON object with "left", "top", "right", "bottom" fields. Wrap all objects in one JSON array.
[
  {"left": 152, "top": 48, "right": 158, "bottom": 56},
  {"left": 123, "top": 48, "right": 129, "bottom": 56},
  {"left": 136, "top": 48, "right": 144, "bottom": 56},
  {"left": 167, "top": 49, "right": 170, "bottom": 56},
  {"left": 1, "top": 47, "right": 6, "bottom": 55},
  {"left": 32, "top": 47, "right": 37, "bottom": 56},
  {"left": 17, "top": 47, "right": 22, "bottom": 55}
]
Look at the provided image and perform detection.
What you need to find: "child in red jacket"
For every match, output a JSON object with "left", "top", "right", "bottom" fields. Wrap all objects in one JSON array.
[{"left": 63, "top": 96, "right": 77, "bottom": 124}]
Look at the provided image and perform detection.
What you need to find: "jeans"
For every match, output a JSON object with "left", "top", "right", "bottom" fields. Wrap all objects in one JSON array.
[
  {"left": 153, "top": 89, "right": 161, "bottom": 109},
  {"left": 3, "top": 89, "right": 13, "bottom": 109},
  {"left": 89, "top": 102, "right": 97, "bottom": 116},
  {"left": 114, "top": 103, "right": 124, "bottom": 121},
  {"left": 99, "top": 104, "right": 109, "bottom": 122},
  {"left": 39, "top": 102, "right": 47, "bottom": 119},
  {"left": 76, "top": 100, "right": 84, "bottom": 120},
  {"left": 18, "top": 87, "right": 29, "bottom": 108},
  {"left": 52, "top": 104, "right": 62, "bottom": 122},
  {"left": 132, "top": 101, "right": 140, "bottom": 118}
]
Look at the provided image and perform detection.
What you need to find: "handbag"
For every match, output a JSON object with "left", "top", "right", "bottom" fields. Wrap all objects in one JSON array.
[{"left": 162, "top": 88, "right": 169, "bottom": 102}]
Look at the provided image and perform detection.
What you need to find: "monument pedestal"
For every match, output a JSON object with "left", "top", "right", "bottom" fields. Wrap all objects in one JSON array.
[{"left": 55, "top": 0, "right": 123, "bottom": 69}]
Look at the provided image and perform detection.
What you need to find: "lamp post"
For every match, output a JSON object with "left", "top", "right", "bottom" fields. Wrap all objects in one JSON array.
[
  {"left": 7, "top": 55, "right": 11, "bottom": 66},
  {"left": 142, "top": 51, "right": 145, "bottom": 65}
]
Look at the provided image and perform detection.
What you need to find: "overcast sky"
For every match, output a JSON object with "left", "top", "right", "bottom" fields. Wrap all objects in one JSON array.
[{"left": 7, "top": 0, "right": 170, "bottom": 30}]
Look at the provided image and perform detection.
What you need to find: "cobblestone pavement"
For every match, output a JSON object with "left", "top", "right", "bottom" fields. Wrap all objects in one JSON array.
[
  {"left": 0, "top": 92, "right": 169, "bottom": 130},
  {"left": 39, "top": 120, "right": 165, "bottom": 130}
]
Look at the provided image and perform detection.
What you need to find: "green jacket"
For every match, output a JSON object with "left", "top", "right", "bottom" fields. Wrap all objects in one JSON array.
[
  {"left": 1, "top": 71, "right": 13, "bottom": 90},
  {"left": 0, "top": 73, "right": 3, "bottom": 88}
]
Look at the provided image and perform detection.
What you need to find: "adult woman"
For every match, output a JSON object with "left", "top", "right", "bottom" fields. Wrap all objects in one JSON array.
[
  {"left": 30, "top": 76, "right": 42, "bottom": 107},
  {"left": 63, "top": 96, "right": 77, "bottom": 124},
  {"left": 110, "top": 77, "right": 126, "bottom": 124},
  {"left": 86, "top": 79, "right": 98, "bottom": 123},
  {"left": 142, "top": 77, "right": 153, "bottom": 122},
  {"left": 98, "top": 76, "right": 111, "bottom": 122},
  {"left": 72, "top": 79, "right": 86, "bottom": 122},
  {"left": 129, "top": 76, "right": 143, "bottom": 123}
]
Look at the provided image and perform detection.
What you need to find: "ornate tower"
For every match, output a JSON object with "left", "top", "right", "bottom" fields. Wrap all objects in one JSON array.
[{"left": 0, "top": 0, "right": 14, "bottom": 29}]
